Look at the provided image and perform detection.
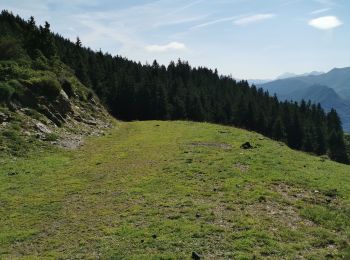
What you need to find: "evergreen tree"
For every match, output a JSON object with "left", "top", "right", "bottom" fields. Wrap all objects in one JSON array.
[
  {"left": 328, "top": 130, "right": 349, "bottom": 163},
  {"left": 272, "top": 118, "right": 285, "bottom": 140},
  {"left": 0, "top": 11, "right": 348, "bottom": 164},
  {"left": 75, "top": 37, "right": 82, "bottom": 48},
  {"left": 39, "top": 21, "right": 57, "bottom": 58},
  {"left": 287, "top": 111, "right": 303, "bottom": 149}
]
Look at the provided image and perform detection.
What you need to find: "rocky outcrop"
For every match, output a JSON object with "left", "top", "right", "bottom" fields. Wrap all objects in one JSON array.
[{"left": 1, "top": 77, "right": 112, "bottom": 155}]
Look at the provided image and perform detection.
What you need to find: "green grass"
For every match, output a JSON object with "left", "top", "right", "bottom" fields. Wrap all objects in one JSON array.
[{"left": 1, "top": 120, "right": 350, "bottom": 259}]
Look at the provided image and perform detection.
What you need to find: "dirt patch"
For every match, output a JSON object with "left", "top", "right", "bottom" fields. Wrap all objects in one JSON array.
[
  {"left": 273, "top": 183, "right": 309, "bottom": 202},
  {"left": 271, "top": 183, "right": 339, "bottom": 206},
  {"left": 246, "top": 201, "right": 315, "bottom": 230},
  {"left": 189, "top": 142, "right": 232, "bottom": 150},
  {"left": 55, "top": 134, "right": 84, "bottom": 149},
  {"left": 234, "top": 163, "right": 249, "bottom": 172}
]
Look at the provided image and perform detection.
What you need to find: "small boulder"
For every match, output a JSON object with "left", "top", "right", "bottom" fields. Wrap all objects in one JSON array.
[
  {"left": 192, "top": 251, "right": 202, "bottom": 260},
  {"left": 240, "top": 142, "right": 253, "bottom": 149},
  {"left": 35, "top": 122, "right": 52, "bottom": 134},
  {"left": 0, "top": 112, "right": 9, "bottom": 123}
]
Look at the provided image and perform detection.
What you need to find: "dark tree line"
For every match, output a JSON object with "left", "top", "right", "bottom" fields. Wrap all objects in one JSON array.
[{"left": 0, "top": 10, "right": 348, "bottom": 163}]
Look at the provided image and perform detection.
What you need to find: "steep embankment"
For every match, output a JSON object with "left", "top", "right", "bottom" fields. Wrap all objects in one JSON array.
[
  {"left": 1, "top": 121, "right": 349, "bottom": 259},
  {"left": 0, "top": 60, "right": 112, "bottom": 156}
]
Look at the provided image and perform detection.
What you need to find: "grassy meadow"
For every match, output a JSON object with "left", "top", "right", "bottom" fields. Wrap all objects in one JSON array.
[{"left": 1, "top": 121, "right": 350, "bottom": 259}]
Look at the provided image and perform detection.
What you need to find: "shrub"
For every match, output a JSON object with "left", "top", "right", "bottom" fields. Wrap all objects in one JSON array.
[
  {"left": 45, "top": 133, "right": 59, "bottom": 141},
  {"left": 31, "top": 50, "right": 49, "bottom": 70},
  {"left": 7, "top": 79, "right": 25, "bottom": 98},
  {"left": 0, "top": 36, "right": 26, "bottom": 61},
  {"left": 30, "top": 77, "right": 61, "bottom": 100},
  {"left": 1, "top": 129, "right": 30, "bottom": 156},
  {"left": 0, "top": 61, "right": 29, "bottom": 81},
  {"left": 0, "top": 82, "right": 14, "bottom": 103},
  {"left": 87, "top": 90, "right": 94, "bottom": 100}
]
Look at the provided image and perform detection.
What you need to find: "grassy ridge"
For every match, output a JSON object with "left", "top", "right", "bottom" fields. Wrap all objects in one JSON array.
[{"left": 1, "top": 121, "right": 350, "bottom": 259}]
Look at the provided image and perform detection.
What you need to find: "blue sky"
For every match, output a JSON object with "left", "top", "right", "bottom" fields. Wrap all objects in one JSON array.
[{"left": 2, "top": 0, "right": 350, "bottom": 79}]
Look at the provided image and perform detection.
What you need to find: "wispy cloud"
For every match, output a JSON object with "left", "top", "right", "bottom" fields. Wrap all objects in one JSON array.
[
  {"left": 145, "top": 42, "right": 186, "bottom": 52},
  {"left": 191, "top": 15, "right": 243, "bottom": 29},
  {"left": 167, "top": 0, "right": 204, "bottom": 16},
  {"left": 308, "top": 15, "right": 342, "bottom": 30},
  {"left": 233, "top": 14, "right": 275, "bottom": 25},
  {"left": 312, "top": 0, "right": 335, "bottom": 5},
  {"left": 310, "top": 8, "right": 330, "bottom": 15},
  {"left": 153, "top": 15, "right": 207, "bottom": 28}
]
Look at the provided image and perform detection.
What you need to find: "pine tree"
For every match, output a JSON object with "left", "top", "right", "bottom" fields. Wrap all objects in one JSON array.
[
  {"left": 39, "top": 21, "right": 57, "bottom": 58},
  {"left": 326, "top": 109, "right": 349, "bottom": 163},
  {"left": 328, "top": 130, "right": 349, "bottom": 163},
  {"left": 287, "top": 111, "right": 303, "bottom": 149},
  {"left": 314, "top": 125, "right": 327, "bottom": 155},
  {"left": 272, "top": 118, "right": 285, "bottom": 140},
  {"left": 75, "top": 37, "right": 82, "bottom": 48}
]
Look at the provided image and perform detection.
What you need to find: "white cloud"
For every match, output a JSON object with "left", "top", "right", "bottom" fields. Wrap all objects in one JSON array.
[
  {"left": 233, "top": 13, "right": 275, "bottom": 25},
  {"left": 308, "top": 16, "right": 342, "bottom": 30},
  {"left": 310, "top": 8, "right": 330, "bottom": 15},
  {"left": 145, "top": 42, "right": 186, "bottom": 52}
]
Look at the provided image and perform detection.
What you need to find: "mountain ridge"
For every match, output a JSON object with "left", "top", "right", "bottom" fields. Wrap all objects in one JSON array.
[{"left": 259, "top": 67, "right": 350, "bottom": 131}]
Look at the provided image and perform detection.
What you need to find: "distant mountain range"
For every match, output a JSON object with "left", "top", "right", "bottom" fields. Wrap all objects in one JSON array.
[
  {"left": 247, "top": 71, "right": 324, "bottom": 85},
  {"left": 258, "top": 67, "right": 350, "bottom": 132},
  {"left": 276, "top": 71, "right": 324, "bottom": 80}
]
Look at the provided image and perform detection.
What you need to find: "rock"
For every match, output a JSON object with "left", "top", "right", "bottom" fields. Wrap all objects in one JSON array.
[
  {"left": 0, "top": 112, "right": 9, "bottom": 123},
  {"left": 75, "top": 115, "right": 83, "bottom": 122},
  {"left": 90, "top": 97, "right": 97, "bottom": 105},
  {"left": 6, "top": 102, "right": 14, "bottom": 111},
  {"left": 54, "top": 112, "right": 66, "bottom": 123},
  {"left": 84, "top": 119, "right": 97, "bottom": 126},
  {"left": 240, "top": 142, "right": 253, "bottom": 149},
  {"left": 38, "top": 105, "right": 63, "bottom": 126},
  {"left": 56, "top": 90, "right": 73, "bottom": 114},
  {"left": 23, "top": 131, "right": 31, "bottom": 136},
  {"left": 152, "top": 234, "right": 157, "bottom": 239},
  {"left": 35, "top": 122, "right": 52, "bottom": 134},
  {"left": 258, "top": 195, "right": 266, "bottom": 203},
  {"left": 195, "top": 213, "right": 201, "bottom": 218},
  {"left": 191, "top": 251, "right": 202, "bottom": 260},
  {"left": 60, "top": 89, "right": 69, "bottom": 100}
]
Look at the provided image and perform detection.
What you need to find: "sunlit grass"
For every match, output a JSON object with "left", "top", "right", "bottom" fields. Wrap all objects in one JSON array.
[{"left": 1, "top": 120, "right": 349, "bottom": 259}]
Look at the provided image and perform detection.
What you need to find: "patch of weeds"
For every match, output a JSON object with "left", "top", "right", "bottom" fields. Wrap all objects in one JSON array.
[
  {"left": 22, "top": 108, "right": 44, "bottom": 121},
  {"left": 1, "top": 129, "right": 29, "bottom": 156},
  {"left": 300, "top": 205, "right": 349, "bottom": 230},
  {"left": 44, "top": 132, "right": 59, "bottom": 142},
  {"left": 322, "top": 188, "right": 339, "bottom": 198}
]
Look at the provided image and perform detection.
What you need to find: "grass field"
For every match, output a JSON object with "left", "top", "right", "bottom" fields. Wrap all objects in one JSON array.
[{"left": 1, "top": 121, "right": 350, "bottom": 259}]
